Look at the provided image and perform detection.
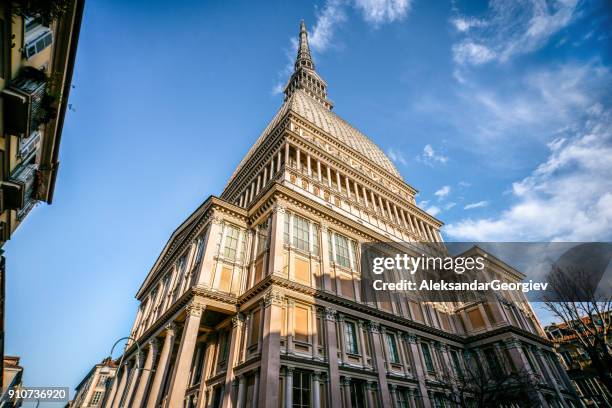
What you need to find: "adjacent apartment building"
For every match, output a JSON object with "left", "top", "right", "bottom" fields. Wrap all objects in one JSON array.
[
  {"left": 0, "top": 0, "right": 84, "bottom": 384},
  {"left": 102, "top": 22, "right": 579, "bottom": 408},
  {"left": 546, "top": 319, "right": 612, "bottom": 406},
  {"left": 69, "top": 358, "right": 117, "bottom": 408}
]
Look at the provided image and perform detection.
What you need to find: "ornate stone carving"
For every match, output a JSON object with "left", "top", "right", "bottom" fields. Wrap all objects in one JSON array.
[
  {"left": 262, "top": 289, "right": 285, "bottom": 307},
  {"left": 232, "top": 313, "right": 245, "bottom": 327},
  {"left": 367, "top": 321, "right": 380, "bottom": 333},
  {"left": 405, "top": 333, "right": 417, "bottom": 343},
  {"left": 324, "top": 307, "right": 337, "bottom": 321},
  {"left": 165, "top": 322, "right": 177, "bottom": 336},
  {"left": 186, "top": 302, "right": 204, "bottom": 318}
]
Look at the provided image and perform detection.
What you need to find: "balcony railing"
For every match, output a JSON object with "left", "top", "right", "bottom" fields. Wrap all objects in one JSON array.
[
  {"left": 2, "top": 163, "right": 40, "bottom": 218},
  {"left": 2, "top": 68, "right": 47, "bottom": 138}
]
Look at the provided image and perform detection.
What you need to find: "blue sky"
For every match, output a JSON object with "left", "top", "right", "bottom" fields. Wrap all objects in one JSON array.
[{"left": 5, "top": 0, "right": 611, "bottom": 402}]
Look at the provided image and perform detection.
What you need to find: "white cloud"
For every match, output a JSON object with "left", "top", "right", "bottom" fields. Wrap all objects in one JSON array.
[
  {"left": 452, "top": 42, "right": 496, "bottom": 65},
  {"left": 452, "top": 0, "right": 579, "bottom": 66},
  {"left": 444, "top": 202, "right": 457, "bottom": 210},
  {"left": 446, "top": 106, "right": 612, "bottom": 241},
  {"left": 464, "top": 201, "right": 489, "bottom": 210},
  {"left": 451, "top": 17, "right": 486, "bottom": 32},
  {"left": 387, "top": 148, "right": 408, "bottom": 166},
  {"left": 458, "top": 181, "right": 471, "bottom": 188},
  {"left": 417, "top": 144, "right": 448, "bottom": 166},
  {"left": 310, "top": 0, "right": 347, "bottom": 52},
  {"left": 425, "top": 205, "right": 441, "bottom": 216},
  {"left": 354, "top": 0, "right": 411, "bottom": 25},
  {"left": 309, "top": 0, "right": 412, "bottom": 52},
  {"left": 434, "top": 185, "right": 451, "bottom": 200}
]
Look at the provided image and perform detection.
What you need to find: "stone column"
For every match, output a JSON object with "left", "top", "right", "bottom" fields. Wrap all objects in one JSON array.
[
  {"left": 252, "top": 369, "right": 260, "bottom": 408},
  {"left": 366, "top": 381, "right": 377, "bottom": 408},
  {"left": 167, "top": 303, "right": 204, "bottom": 408},
  {"left": 286, "top": 300, "right": 295, "bottom": 355},
  {"left": 258, "top": 289, "right": 284, "bottom": 408},
  {"left": 341, "top": 377, "right": 352, "bottom": 408},
  {"left": 132, "top": 339, "right": 158, "bottom": 408},
  {"left": 222, "top": 314, "right": 245, "bottom": 407},
  {"left": 362, "top": 186, "right": 369, "bottom": 207},
  {"left": 407, "top": 335, "right": 431, "bottom": 408},
  {"left": 296, "top": 148, "right": 301, "bottom": 171},
  {"left": 312, "top": 371, "right": 321, "bottom": 408},
  {"left": 123, "top": 353, "right": 143, "bottom": 407},
  {"left": 368, "top": 322, "right": 391, "bottom": 408},
  {"left": 284, "top": 366, "right": 294, "bottom": 408},
  {"left": 320, "top": 225, "right": 332, "bottom": 291},
  {"left": 235, "top": 375, "right": 246, "bottom": 408},
  {"left": 285, "top": 143, "right": 290, "bottom": 166},
  {"left": 104, "top": 363, "right": 125, "bottom": 408},
  {"left": 317, "top": 160, "right": 322, "bottom": 182},
  {"left": 390, "top": 384, "right": 398, "bottom": 408},
  {"left": 358, "top": 321, "right": 369, "bottom": 369},
  {"left": 326, "top": 166, "right": 332, "bottom": 188},
  {"left": 307, "top": 154, "right": 312, "bottom": 176},
  {"left": 267, "top": 204, "right": 286, "bottom": 276},
  {"left": 277, "top": 149, "right": 282, "bottom": 172},
  {"left": 111, "top": 362, "right": 130, "bottom": 408},
  {"left": 336, "top": 171, "right": 342, "bottom": 193},
  {"left": 146, "top": 324, "right": 177, "bottom": 408},
  {"left": 345, "top": 177, "right": 351, "bottom": 199},
  {"left": 337, "top": 314, "right": 347, "bottom": 364},
  {"left": 324, "top": 308, "right": 342, "bottom": 408}
]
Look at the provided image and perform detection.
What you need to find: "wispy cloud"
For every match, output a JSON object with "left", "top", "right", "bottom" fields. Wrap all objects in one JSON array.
[
  {"left": 452, "top": 0, "right": 579, "bottom": 66},
  {"left": 434, "top": 185, "right": 451, "bottom": 200},
  {"left": 387, "top": 148, "right": 408, "bottom": 166},
  {"left": 417, "top": 144, "right": 448, "bottom": 166},
  {"left": 464, "top": 200, "right": 489, "bottom": 210},
  {"left": 354, "top": 0, "right": 412, "bottom": 26},
  {"left": 425, "top": 205, "right": 441, "bottom": 216},
  {"left": 446, "top": 100, "right": 612, "bottom": 241},
  {"left": 310, "top": 0, "right": 412, "bottom": 52},
  {"left": 309, "top": 0, "right": 347, "bottom": 52}
]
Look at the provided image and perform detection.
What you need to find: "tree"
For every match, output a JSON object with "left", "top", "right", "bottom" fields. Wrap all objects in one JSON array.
[
  {"left": 440, "top": 350, "right": 542, "bottom": 408},
  {"left": 543, "top": 264, "right": 612, "bottom": 396}
]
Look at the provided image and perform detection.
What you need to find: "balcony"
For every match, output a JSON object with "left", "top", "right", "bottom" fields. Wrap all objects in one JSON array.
[
  {"left": 2, "top": 68, "right": 48, "bottom": 138},
  {"left": 2, "top": 163, "right": 39, "bottom": 218}
]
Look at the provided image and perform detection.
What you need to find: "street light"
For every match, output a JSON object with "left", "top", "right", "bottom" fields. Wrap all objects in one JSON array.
[{"left": 101, "top": 336, "right": 154, "bottom": 408}]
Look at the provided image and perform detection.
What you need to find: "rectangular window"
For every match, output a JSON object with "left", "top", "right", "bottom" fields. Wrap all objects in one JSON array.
[
  {"left": 345, "top": 321, "right": 359, "bottom": 354},
  {"left": 335, "top": 234, "right": 351, "bottom": 268},
  {"left": 292, "top": 371, "right": 311, "bottom": 408},
  {"left": 284, "top": 212, "right": 290, "bottom": 244},
  {"left": 421, "top": 343, "right": 435, "bottom": 372},
  {"left": 90, "top": 391, "right": 103, "bottom": 406},
  {"left": 194, "top": 234, "right": 206, "bottom": 265},
  {"left": 293, "top": 215, "right": 310, "bottom": 252},
  {"left": 386, "top": 333, "right": 400, "bottom": 363},
  {"left": 451, "top": 350, "right": 463, "bottom": 377},
  {"left": 484, "top": 348, "right": 500, "bottom": 372},
  {"left": 312, "top": 224, "right": 320, "bottom": 255},
  {"left": 223, "top": 225, "right": 240, "bottom": 261}
]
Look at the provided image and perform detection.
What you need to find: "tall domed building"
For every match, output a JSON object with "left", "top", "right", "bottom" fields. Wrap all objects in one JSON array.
[{"left": 103, "top": 22, "right": 578, "bottom": 408}]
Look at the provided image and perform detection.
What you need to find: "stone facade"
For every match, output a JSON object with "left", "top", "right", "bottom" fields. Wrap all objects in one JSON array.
[
  {"left": 104, "top": 22, "right": 579, "bottom": 408},
  {"left": 71, "top": 359, "right": 117, "bottom": 408}
]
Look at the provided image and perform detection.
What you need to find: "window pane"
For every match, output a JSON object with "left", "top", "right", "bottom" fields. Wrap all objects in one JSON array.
[
  {"left": 223, "top": 225, "right": 240, "bottom": 260},
  {"left": 345, "top": 322, "right": 358, "bottom": 354},
  {"left": 335, "top": 234, "right": 350, "bottom": 268},
  {"left": 422, "top": 343, "right": 435, "bottom": 372},
  {"left": 293, "top": 215, "right": 310, "bottom": 251}
]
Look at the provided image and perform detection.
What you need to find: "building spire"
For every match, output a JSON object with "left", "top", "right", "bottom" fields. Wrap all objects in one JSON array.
[
  {"left": 295, "top": 20, "right": 314, "bottom": 70},
  {"left": 284, "top": 20, "right": 333, "bottom": 110}
]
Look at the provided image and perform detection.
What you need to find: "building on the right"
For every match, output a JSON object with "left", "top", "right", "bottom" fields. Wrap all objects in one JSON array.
[{"left": 545, "top": 318, "right": 612, "bottom": 407}]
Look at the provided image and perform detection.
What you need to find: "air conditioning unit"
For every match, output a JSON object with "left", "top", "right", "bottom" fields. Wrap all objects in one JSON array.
[{"left": 24, "top": 30, "right": 53, "bottom": 60}]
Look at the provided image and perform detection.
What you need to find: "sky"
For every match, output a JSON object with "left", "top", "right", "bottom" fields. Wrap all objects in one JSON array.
[{"left": 5, "top": 0, "right": 612, "bottom": 403}]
